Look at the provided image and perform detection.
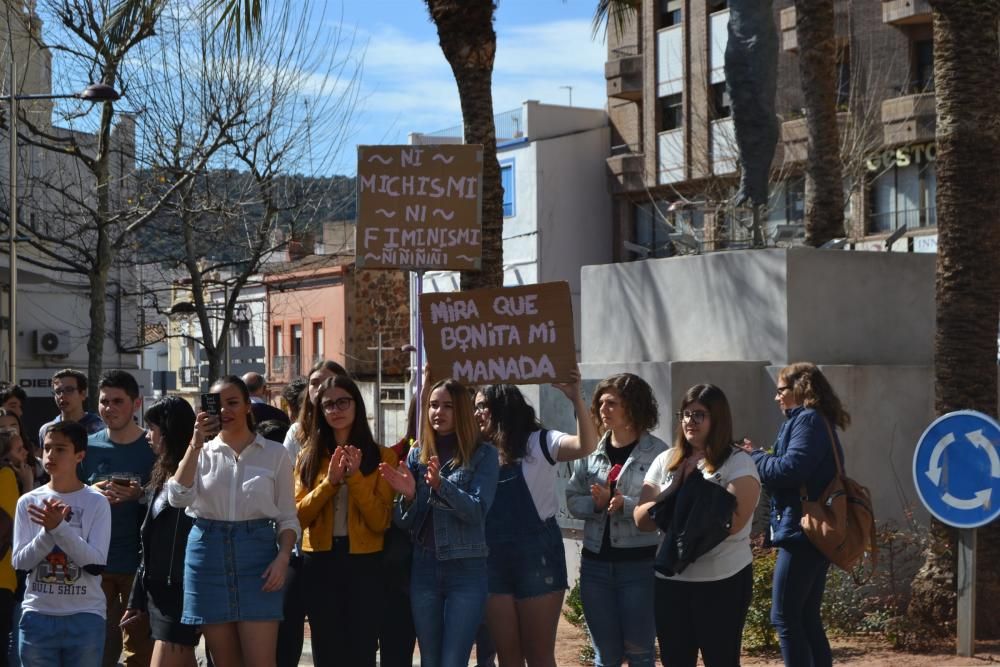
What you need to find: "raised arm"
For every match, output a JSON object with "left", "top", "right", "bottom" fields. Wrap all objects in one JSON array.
[{"left": 552, "top": 368, "right": 599, "bottom": 462}]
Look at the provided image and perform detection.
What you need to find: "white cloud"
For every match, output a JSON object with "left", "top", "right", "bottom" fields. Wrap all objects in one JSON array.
[{"left": 353, "top": 15, "right": 607, "bottom": 142}]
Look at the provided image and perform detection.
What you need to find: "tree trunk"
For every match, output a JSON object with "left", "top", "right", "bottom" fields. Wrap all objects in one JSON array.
[
  {"left": 86, "top": 231, "right": 111, "bottom": 413},
  {"left": 908, "top": 0, "right": 1000, "bottom": 639},
  {"left": 425, "top": 0, "right": 503, "bottom": 290},
  {"left": 793, "top": 0, "right": 844, "bottom": 246}
]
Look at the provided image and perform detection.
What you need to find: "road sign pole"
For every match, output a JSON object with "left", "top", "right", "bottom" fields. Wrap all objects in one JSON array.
[{"left": 957, "top": 527, "right": 976, "bottom": 657}]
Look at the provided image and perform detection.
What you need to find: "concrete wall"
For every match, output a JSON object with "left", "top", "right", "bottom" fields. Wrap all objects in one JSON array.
[
  {"left": 582, "top": 247, "right": 935, "bottom": 366},
  {"left": 575, "top": 249, "right": 939, "bottom": 526}
]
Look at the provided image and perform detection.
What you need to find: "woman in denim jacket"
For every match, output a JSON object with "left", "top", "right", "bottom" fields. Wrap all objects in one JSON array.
[
  {"left": 748, "top": 363, "right": 848, "bottom": 667},
  {"left": 380, "top": 378, "right": 499, "bottom": 667},
  {"left": 566, "top": 373, "right": 667, "bottom": 667}
]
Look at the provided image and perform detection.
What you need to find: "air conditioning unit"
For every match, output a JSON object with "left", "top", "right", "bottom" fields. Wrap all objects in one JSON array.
[{"left": 33, "top": 329, "right": 71, "bottom": 356}]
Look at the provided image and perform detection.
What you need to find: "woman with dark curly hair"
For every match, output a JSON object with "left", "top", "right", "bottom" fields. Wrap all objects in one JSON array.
[
  {"left": 746, "top": 363, "right": 849, "bottom": 667},
  {"left": 477, "top": 368, "right": 598, "bottom": 666},
  {"left": 565, "top": 373, "right": 668, "bottom": 667},
  {"left": 122, "top": 397, "right": 198, "bottom": 667}
]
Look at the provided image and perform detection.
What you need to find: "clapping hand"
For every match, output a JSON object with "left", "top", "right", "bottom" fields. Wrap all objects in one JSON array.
[
  {"left": 379, "top": 461, "right": 416, "bottom": 501},
  {"left": 590, "top": 483, "right": 611, "bottom": 512},
  {"left": 342, "top": 445, "right": 362, "bottom": 478},
  {"left": 424, "top": 456, "right": 442, "bottom": 491},
  {"left": 27, "top": 498, "right": 70, "bottom": 531},
  {"left": 327, "top": 447, "right": 347, "bottom": 485}
]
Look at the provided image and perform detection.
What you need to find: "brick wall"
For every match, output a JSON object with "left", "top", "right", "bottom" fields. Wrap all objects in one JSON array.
[{"left": 344, "top": 267, "right": 410, "bottom": 380}]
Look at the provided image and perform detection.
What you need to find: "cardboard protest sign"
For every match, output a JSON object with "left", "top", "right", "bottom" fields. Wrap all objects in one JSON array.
[
  {"left": 356, "top": 144, "right": 483, "bottom": 271},
  {"left": 420, "top": 282, "right": 577, "bottom": 385}
]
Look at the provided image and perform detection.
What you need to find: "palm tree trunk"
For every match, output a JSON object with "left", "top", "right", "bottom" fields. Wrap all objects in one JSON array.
[
  {"left": 793, "top": 0, "right": 844, "bottom": 246},
  {"left": 425, "top": 0, "right": 503, "bottom": 290},
  {"left": 908, "top": 0, "right": 1000, "bottom": 638}
]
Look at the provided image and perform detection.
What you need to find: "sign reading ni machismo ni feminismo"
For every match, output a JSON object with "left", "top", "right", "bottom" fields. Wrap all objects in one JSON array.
[
  {"left": 356, "top": 144, "right": 483, "bottom": 270},
  {"left": 420, "top": 282, "right": 577, "bottom": 385}
]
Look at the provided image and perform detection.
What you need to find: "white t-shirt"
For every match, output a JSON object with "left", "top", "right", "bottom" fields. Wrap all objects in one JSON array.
[
  {"left": 12, "top": 485, "right": 111, "bottom": 618},
  {"left": 283, "top": 422, "right": 304, "bottom": 466},
  {"left": 518, "top": 429, "right": 566, "bottom": 520},
  {"left": 644, "top": 449, "right": 759, "bottom": 582}
]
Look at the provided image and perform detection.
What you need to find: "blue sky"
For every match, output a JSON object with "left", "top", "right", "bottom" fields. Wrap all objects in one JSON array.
[{"left": 336, "top": 0, "right": 608, "bottom": 173}]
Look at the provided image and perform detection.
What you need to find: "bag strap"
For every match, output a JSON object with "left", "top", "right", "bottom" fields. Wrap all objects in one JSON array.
[
  {"left": 821, "top": 417, "right": 845, "bottom": 478},
  {"left": 538, "top": 429, "right": 556, "bottom": 466},
  {"left": 798, "top": 417, "right": 844, "bottom": 501}
]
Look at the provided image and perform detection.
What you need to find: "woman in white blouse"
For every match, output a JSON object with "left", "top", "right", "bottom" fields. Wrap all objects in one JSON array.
[{"left": 168, "top": 375, "right": 299, "bottom": 667}]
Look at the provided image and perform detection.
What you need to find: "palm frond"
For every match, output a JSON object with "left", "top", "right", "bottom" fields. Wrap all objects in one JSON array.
[{"left": 593, "top": 0, "right": 640, "bottom": 42}]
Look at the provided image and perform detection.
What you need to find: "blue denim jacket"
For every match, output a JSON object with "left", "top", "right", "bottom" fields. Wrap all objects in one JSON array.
[
  {"left": 394, "top": 440, "right": 499, "bottom": 561},
  {"left": 566, "top": 431, "right": 669, "bottom": 553},
  {"left": 751, "top": 406, "right": 844, "bottom": 546}
]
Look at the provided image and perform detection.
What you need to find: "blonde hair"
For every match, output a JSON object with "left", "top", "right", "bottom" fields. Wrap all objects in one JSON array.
[{"left": 420, "top": 378, "right": 480, "bottom": 468}]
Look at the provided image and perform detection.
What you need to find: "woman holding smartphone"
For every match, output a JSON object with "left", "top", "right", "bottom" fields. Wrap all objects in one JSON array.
[
  {"left": 123, "top": 397, "right": 198, "bottom": 667},
  {"left": 379, "top": 377, "right": 499, "bottom": 667},
  {"left": 294, "top": 375, "right": 396, "bottom": 666},
  {"left": 167, "top": 376, "right": 299, "bottom": 667}
]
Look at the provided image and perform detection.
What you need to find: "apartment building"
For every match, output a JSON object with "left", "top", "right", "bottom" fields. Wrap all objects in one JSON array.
[{"left": 607, "top": 0, "right": 939, "bottom": 258}]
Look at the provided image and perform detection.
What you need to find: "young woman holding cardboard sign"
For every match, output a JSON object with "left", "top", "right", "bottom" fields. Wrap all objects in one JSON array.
[
  {"left": 379, "top": 376, "right": 499, "bottom": 667},
  {"left": 475, "top": 368, "right": 597, "bottom": 667}
]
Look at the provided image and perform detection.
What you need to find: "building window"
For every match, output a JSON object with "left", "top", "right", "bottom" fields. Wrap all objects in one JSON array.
[
  {"left": 868, "top": 159, "right": 937, "bottom": 233},
  {"left": 633, "top": 201, "right": 674, "bottom": 259},
  {"left": 291, "top": 325, "right": 302, "bottom": 369},
  {"left": 660, "top": 93, "right": 683, "bottom": 131},
  {"left": 312, "top": 321, "right": 324, "bottom": 362},
  {"left": 272, "top": 325, "right": 283, "bottom": 356},
  {"left": 786, "top": 177, "right": 805, "bottom": 223},
  {"left": 836, "top": 52, "right": 850, "bottom": 109},
  {"left": 914, "top": 39, "right": 934, "bottom": 92},
  {"left": 500, "top": 162, "right": 515, "bottom": 217},
  {"left": 709, "top": 0, "right": 728, "bottom": 11},
  {"left": 660, "top": 0, "right": 682, "bottom": 26},
  {"left": 712, "top": 82, "right": 731, "bottom": 119}
]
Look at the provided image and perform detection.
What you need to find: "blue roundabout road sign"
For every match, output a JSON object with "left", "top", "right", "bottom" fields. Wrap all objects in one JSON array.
[{"left": 913, "top": 410, "right": 1000, "bottom": 529}]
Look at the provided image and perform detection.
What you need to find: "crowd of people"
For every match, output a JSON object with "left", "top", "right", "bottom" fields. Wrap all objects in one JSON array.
[{"left": 0, "top": 359, "right": 850, "bottom": 667}]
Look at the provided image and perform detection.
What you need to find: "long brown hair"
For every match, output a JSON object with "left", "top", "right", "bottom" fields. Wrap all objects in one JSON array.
[
  {"left": 298, "top": 376, "right": 380, "bottom": 488},
  {"left": 665, "top": 384, "right": 734, "bottom": 474},
  {"left": 780, "top": 362, "right": 851, "bottom": 430},
  {"left": 419, "top": 378, "right": 479, "bottom": 468}
]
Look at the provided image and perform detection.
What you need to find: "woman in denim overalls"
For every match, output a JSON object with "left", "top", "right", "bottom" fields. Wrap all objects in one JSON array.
[
  {"left": 477, "top": 368, "right": 598, "bottom": 667},
  {"left": 379, "top": 378, "right": 499, "bottom": 667}
]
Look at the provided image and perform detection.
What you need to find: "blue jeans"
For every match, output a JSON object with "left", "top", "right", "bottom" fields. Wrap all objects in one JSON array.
[
  {"left": 772, "top": 542, "right": 832, "bottom": 667},
  {"left": 19, "top": 611, "right": 104, "bottom": 667},
  {"left": 579, "top": 556, "right": 656, "bottom": 667},
  {"left": 410, "top": 547, "right": 488, "bottom": 667}
]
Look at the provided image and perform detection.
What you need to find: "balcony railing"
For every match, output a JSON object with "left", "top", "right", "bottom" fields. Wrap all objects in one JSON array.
[
  {"left": 179, "top": 366, "right": 199, "bottom": 387},
  {"left": 882, "top": 0, "right": 931, "bottom": 26},
  {"left": 270, "top": 355, "right": 300, "bottom": 382}
]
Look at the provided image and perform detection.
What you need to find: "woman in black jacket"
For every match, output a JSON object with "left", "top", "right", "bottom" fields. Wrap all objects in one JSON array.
[{"left": 123, "top": 397, "right": 198, "bottom": 667}]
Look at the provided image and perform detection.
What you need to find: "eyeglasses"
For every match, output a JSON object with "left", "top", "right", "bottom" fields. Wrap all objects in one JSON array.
[
  {"left": 52, "top": 387, "right": 78, "bottom": 396},
  {"left": 321, "top": 397, "right": 354, "bottom": 413},
  {"left": 676, "top": 410, "right": 707, "bottom": 424},
  {"left": 776, "top": 386, "right": 792, "bottom": 396},
  {"left": 474, "top": 402, "right": 489, "bottom": 413}
]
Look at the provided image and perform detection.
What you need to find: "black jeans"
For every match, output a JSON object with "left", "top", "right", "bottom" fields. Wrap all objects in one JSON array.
[
  {"left": 378, "top": 581, "right": 416, "bottom": 667},
  {"left": 654, "top": 564, "right": 753, "bottom": 667},
  {"left": 303, "top": 543, "right": 382, "bottom": 667},
  {"left": 276, "top": 554, "right": 305, "bottom": 667}
]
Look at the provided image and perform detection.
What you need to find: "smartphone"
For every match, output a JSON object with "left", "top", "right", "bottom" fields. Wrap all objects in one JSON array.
[
  {"left": 111, "top": 477, "right": 131, "bottom": 487},
  {"left": 201, "top": 392, "right": 221, "bottom": 416}
]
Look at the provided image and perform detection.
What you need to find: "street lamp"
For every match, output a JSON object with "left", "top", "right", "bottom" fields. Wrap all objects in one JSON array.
[{"left": 6, "top": 66, "right": 119, "bottom": 382}]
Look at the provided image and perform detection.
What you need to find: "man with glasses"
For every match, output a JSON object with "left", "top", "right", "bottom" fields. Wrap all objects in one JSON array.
[{"left": 37, "top": 370, "right": 104, "bottom": 447}]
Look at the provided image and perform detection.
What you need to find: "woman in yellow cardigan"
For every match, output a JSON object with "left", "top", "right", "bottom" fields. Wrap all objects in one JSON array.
[{"left": 295, "top": 375, "right": 396, "bottom": 666}]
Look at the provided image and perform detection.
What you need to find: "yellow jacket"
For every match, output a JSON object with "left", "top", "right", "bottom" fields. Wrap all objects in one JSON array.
[
  {"left": 295, "top": 446, "right": 397, "bottom": 554},
  {"left": 0, "top": 466, "right": 16, "bottom": 591}
]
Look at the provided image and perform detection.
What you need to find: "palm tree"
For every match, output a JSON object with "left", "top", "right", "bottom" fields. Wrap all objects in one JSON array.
[
  {"left": 423, "top": 0, "right": 503, "bottom": 290},
  {"left": 792, "top": 0, "right": 844, "bottom": 246},
  {"left": 907, "top": 0, "right": 1000, "bottom": 637}
]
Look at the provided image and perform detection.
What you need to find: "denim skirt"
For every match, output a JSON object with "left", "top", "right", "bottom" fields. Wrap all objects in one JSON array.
[{"left": 182, "top": 518, "right": 283, "bottom": 624}]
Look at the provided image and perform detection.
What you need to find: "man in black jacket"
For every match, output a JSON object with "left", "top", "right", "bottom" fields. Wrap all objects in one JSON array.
[{"left": 242, "top": 372, "right": 290, "bottom": 426}]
